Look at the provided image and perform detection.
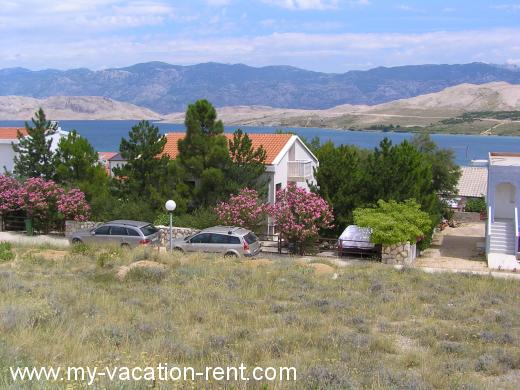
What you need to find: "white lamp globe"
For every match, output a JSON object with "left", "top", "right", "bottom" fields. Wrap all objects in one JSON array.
[{"left": 165, "top": 200, "right": 176, "bottom": 212}]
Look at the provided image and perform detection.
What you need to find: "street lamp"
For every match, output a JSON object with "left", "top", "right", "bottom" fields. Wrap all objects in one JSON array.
[{"left": 165, "top": 200, "right": 176, "bottom": 252}]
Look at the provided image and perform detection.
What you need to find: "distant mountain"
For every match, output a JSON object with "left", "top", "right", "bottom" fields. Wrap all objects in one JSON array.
[
  {"left": 0, "top": 96, "right": 161, "bottom": 120},
  {"left": 1, "top": 62, "right": 520, "bottom": 114},
  {"left": 162, "top": 82, "right": 520, "bottom": 136}
]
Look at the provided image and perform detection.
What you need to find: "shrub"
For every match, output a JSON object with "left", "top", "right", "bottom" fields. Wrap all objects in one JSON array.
[
  {"left": 0, "top": 242, "right": 14, "bottom": 262},
  {"left": 354, "top": 199, "right": 432, "bottom": 245},
  {"left": 214, "top": 188, "right": 269, "bottom": 232},
  {"left": 269, "top": 184, "right": 334, "bottom": 254},
  {"left": 155, "top": 207, "right": 218, "bottom": 229},
  {"left": 464, "top": 197, "right": 486, "bottom": 213}
]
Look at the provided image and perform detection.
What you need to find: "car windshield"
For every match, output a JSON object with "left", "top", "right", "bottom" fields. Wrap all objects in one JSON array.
[
  {"left": 244, "top": 232, "right": 258, "bottom": 244},
  {"left": 140, "top": 225, "right": 158, "bottom": 236}
]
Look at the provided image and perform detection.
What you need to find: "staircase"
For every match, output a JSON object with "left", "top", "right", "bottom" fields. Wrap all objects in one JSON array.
[{"left": 487, "top": 218, "right": 519, "bottom": 270}]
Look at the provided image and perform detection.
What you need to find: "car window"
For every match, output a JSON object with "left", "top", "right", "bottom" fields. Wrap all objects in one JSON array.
[
  {"left": 141, "top": 225, "right": 158, "bottom": 236},
  {"left": 110, "top": 226, "right": 127, "bottom": 236},
  {"left": 127, "top": 228, "right": 140, "bottom": 237},
  {"left": 94, "top": 225, "right": 110, "bottom": 235},
  {"left": 228, "top": 235, "right": 241, "bottom": 244},
  {"left": 211, "top": 234, "right": 230, "bottom": 244},
  {"left": 244, "top": 232, "right": 258, "bottom": 244},
  {"left": 190, "top": 233, "right": 211, "bottom": 243}
]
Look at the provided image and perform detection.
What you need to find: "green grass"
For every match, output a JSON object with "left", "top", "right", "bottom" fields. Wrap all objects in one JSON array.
[{"left": 0, "top": 245, "right": 520, "bottom": 388}]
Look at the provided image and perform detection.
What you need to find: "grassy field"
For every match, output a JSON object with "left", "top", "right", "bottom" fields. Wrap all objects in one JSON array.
[{"left": 1, "top": 244, "right": 520, "bottom": 389}]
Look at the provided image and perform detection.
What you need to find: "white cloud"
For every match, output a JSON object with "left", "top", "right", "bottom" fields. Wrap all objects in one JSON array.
[
  {"left": 262, "top": 0, "right": 339, "bottom": 10},
  {"left": 492, "top": 4, "right": 520, "bottom": 11},
  {"left": 2, "top": 28, "right": 519, "bottom": 73}
]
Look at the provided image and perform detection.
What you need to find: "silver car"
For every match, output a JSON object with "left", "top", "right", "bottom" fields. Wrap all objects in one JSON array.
[
  {"left": 69, "top": 220, "right": 160, "bottom": 248},
  {"left": 171, "top": 226, "right": 261, "bottom": 257}
]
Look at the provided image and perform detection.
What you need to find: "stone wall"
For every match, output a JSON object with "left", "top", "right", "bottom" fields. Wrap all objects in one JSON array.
[
  {"left": 381, "top": 241, "right": 417, "bottom": 265},
  {"left": 65, "top": 220, "right": 103, "bottom": 237},
  {"left": 453, "top": 211, "right": 482, "bottom": 223},
  {"left": 156, "top": 226, "right": 200, "bottom": 247}
]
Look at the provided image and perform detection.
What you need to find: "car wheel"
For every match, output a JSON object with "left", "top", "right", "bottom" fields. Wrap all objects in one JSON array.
[
  {"left": 71, "top": 238, "right": 82, "bottom": 245},
  {"left": 173, "top": 247, "right": 184, "bottom": 254},
  {"left": 224, "top": 252, "right": 238, "bottom": 258},
  {"left": 120, "top": 243, "right": 130, "bottom": 249}
]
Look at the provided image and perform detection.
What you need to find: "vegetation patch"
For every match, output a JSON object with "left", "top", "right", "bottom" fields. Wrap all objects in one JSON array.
[{"left": 0, "top": 245, "right": 519, "bottom": 388}]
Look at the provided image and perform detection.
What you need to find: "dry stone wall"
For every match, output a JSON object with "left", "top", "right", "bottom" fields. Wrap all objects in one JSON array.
[{"left": 381, "top": 241, "right": 417, "bottom": 265}]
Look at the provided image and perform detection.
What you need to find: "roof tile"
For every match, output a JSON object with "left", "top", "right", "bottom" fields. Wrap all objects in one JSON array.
[{"left": 161, "top": 132, "right": 293, "bottom": 164}]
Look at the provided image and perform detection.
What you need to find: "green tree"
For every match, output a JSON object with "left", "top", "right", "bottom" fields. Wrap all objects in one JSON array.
[
  {"left": 54, "top": 130, "right": 102, "bottom": 184},
  {"left": 114, "top": 120, "right": 169, "bottom": 210},
  {"left": 365, "top": 138, "right": 437, "bottom": 217},
  {"left": 313, "top": 141, "right": 368, "bottom": 230},
  {"left": 226, "top": 129, "right": 267, "bottom": 195},
  {"left": 354, "top": 199, "right": 431, "bottom": 245},
  {"left": 178, "top": 100, "right": 230, "bottom": 207},
  {"left": 12, "top": 108, "right": 55, "bottom": 179},
  {"left": 53, "top": 130, "right": 112, "bottom": 219},
  {"left": 411, "top": 133, "right": 461, "bottom": 197}
]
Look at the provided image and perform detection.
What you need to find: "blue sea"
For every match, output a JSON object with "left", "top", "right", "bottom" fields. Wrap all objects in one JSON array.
[{"left": 2, "top": 120, "right": 519, "bottom": 165}]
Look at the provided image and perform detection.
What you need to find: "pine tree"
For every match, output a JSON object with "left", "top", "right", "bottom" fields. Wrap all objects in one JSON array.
[
  {"left": 12, "top": 108, "right": 55, "bottom": 179},
  {"left": 178, "top": 99, "right": 230, "bottom": 207},
  {"left": 226, "top": 129, "right": 267, "bottom": 194},
  {"left": 115, "top": 120, "right": 169, "bottom": 210}
]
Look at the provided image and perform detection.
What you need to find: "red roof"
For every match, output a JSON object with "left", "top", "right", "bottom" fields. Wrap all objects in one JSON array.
[
  {"left": 0, "top": 127, "right": 28, "bottom": 140},
  {"left": 98, "top": 152, "right": 117, "bottom": 161},
  {"left": 161, "top": 132, "right": 293, "bottom": 165}
]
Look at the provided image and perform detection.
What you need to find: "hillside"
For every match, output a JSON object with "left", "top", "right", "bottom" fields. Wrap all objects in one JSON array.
[
  {"left": 162, "top": 82, "right": 520, "bottom": 135},
  {"left": 0, "top": 96, "right": 161, "bottom": 120},
  {"left": 1, "top": 62, "right": 519, "bottom": 113}
]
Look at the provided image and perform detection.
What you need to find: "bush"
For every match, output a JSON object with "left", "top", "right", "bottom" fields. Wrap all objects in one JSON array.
[
  {"left": 155, "top": 207, "right": 218, "bottom": 229},
  {"left": 0, "top": 242, "right": 14, "bottom": 262},
  {"left": 465, "top": 197, "right": 486, "bottom": 213}
]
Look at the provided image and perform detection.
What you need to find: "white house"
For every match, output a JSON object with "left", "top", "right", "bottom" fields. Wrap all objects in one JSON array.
[
  {"left": 486, "top": 152, "right": 520, "bottom": 270},
  {"left": 0, "top": 124, "right": 69, "bottom": 173}
]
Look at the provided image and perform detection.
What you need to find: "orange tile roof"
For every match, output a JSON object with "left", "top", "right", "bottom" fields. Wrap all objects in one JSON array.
[
  {"left": 0, "top": 127, "right": 28, "bottom": 140},
  {"left": 161, "top": 132, "right": 293, "bottom": 165},
  {"left": 98, "top": 152, "right": 117, "bottom": 161}
]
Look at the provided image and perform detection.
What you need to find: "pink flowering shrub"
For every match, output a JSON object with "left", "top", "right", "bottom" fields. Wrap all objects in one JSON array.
[
  {"left": 0, "top": 175, "right": 90, "bottom": 232},
  {"left": 269, "top": 184, "right": 334, "bottom": 254},
  {"left": 58, "top": 188, "right": 91, "bottom": 222},
  {"left": 215, "top": 188, "right": 269, "bottom": 232},
  {"left": 0, "top": 175, "right": 22, "bottom": 213},
  {"left": 20, "top": 178, "right": 64, "bottom": 220}
]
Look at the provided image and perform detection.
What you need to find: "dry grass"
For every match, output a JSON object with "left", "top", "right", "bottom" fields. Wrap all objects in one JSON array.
[{"left": 0, "top": 244, "right": 520, "bottom": 388}]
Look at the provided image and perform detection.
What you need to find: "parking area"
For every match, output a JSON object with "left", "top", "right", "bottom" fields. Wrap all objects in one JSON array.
[{"left": 415, "top": 221, "right": 488, "bottom": 272}]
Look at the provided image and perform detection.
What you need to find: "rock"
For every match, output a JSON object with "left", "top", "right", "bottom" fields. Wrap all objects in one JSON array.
[{"left": 116, "top": 260, "right": 167, "bottom": 281}]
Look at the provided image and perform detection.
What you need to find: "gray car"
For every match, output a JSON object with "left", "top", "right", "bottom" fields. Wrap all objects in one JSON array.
[
  {"left": 69, "top": 220, "right": 160, "bottom": 248},
  {"left": 171, "top": 226, "right": 261, "bottom": 257}
]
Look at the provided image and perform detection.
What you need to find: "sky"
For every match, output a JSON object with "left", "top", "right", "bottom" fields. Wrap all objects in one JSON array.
[{"left": 0, "top": 0, "right": 519, "bottom": 73}]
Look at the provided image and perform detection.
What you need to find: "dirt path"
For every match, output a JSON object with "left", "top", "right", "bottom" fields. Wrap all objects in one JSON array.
[{"left": 415, "top": 222, "right": 488, "bottom": 271}]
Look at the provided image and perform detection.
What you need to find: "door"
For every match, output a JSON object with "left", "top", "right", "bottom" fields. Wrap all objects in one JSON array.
[
  {"left": 108, "top": 225, "right": 129, "bottom": 246},
  {"left": 495, "top": 182, "right": 516, "bottom": 219},
  {"left": 91, "top": 225, "right": 111, "bottom": 245},
  {"left": 187, "top": 233, "right": 212, "bottom": 252}
]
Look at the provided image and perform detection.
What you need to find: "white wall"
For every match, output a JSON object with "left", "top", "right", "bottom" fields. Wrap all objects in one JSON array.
[
  {"left": 488, "top": 164, "right": 520, "bottom": 220},
  {"left": 0, "top": 130, "right": 67, "bottom": 174},
  {"left": 0, "top": 143, "right": 16, "bottom": 173}
]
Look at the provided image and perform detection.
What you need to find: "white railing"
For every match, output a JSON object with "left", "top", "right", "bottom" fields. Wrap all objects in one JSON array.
[
  {"left": 486, "top": 205, "right": 492, "bottom": 253},
  {"left": 287, "top": 160, "right": 313, "bottom": 182},
  {"left": 515, "top": 207, "right": 519, "bottom": 254}
]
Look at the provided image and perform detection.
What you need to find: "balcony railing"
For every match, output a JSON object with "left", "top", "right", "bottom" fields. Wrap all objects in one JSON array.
[{"left": 288, "top": 160, "right": 313, "bottom": 182}]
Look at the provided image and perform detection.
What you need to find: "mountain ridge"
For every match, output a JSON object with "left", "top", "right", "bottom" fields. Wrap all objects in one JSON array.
[{"left": 1, "top": 62, "right": 520, "bottom": 113}]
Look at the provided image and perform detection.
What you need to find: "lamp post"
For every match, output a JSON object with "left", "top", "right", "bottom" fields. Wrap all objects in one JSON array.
[{"left": 165, "top": 200, "right": 176, "bottom": 252}]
